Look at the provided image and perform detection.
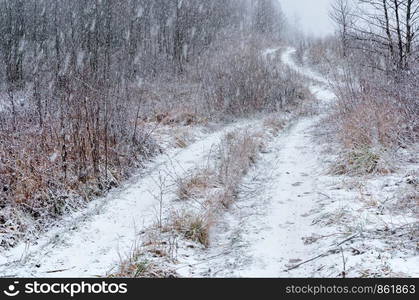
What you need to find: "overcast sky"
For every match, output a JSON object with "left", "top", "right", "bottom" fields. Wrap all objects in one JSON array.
[{"left": 280, "top": 0, "right": 335, "bottom": 36}]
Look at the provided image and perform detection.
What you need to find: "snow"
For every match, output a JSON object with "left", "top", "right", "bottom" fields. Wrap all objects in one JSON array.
[
  {"left": 176, "top": 115, "right": 331, "bottom": 278},
  {"left": 1, "top": 47, "right": 416, "bottom": 278},
  {"left": 225, "top": 117, "right": 324, "bottom": 277},
  {"left": 263, "top": 48, "right": 280, "bottom": 59},
  {"left": 281, "top": 48, "right": 329, "bottom": 86},
  {"left": 0, "top": 121, "right": 255, "bottom": 277},
  {"left": 174, "top": 47, "right": 419, "bottom": 278}
]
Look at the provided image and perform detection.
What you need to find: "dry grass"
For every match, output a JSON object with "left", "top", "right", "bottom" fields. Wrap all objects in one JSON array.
[
  {"left": 170, "top": 211, "right": 212, "bottom": 247},
  {"left": 216, "top": 130, "right": 263, "bottom": 207},
  {"left": 334, "top": 98, "right": 406, "bottom": 150},
  {"left": 394, "top": 170, "right": 419, "bottom": 215},
  {"left": 110, "top": 255, "right": 177, "bottom": 278},
  {"left": 113, "top": 117, "right": 291, "bottom": 277},
  {"left": 176, "top": 168, "right": 215, "bottom": 200},
  {"left": 0, "top": 116, "right": 160, "bottom": 248},
  {"left": 172, "top": 128, "right": 196, "bottom": 148},
  {"left": 263, "top": 116, "right": 288, "bottom": 136},
  {"left": 169, "top": 128, "right": 265, "bottom": 247},
  {"left": 156, "top": 110, "right": 207, "bottom": 126},
  {"left": 331, "top": 147, "right": 393, "bottom": 176},
  {"left": 328, "top": 94, "right": 413, "bottom": 176},
  {"left": 198, "top": 37, "right": 310, "bottom": 117}
]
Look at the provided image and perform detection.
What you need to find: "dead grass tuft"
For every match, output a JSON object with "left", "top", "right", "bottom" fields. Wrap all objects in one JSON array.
[
  {"left": 170, "top": 129, "right": 266, "bottom": 245},
  {"left": 110, "top": 258, "right": 177, "bottom": 278},
  {"left": 331, "top": 147, "right": 393, "bottom": 176},
  {"left": 263, "top": 116, "right": 287, "bottom": 136},
  {"left": 170, "top": 211, "right": 212, "bottom": 247},
  {"left": 176, "top": 168, "right": 215, "bottom": 200},
  {"left": 216, "top": 130, "right": 262, "bottom": 207}
]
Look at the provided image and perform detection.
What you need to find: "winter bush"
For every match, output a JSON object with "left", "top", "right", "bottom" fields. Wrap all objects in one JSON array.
[
  {"left": 304, "top": 0, "right": 419, "bottom": 175},
  {"left": 196, "top": 37, "right": 310, "bottom": 117}
]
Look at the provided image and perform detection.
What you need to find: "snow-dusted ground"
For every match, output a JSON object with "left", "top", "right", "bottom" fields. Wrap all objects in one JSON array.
[
  {"left": 1, "top": 48, "right": 417, "bottom": 278},
  {"left": 175, "top": 48, "right": 418, "bottom": 278},
  {"left": 176, "top": 116, "right": 328, "bottom": 277},
  {"left": 0, "top": 120, "right": 259, "bottom": 277}
]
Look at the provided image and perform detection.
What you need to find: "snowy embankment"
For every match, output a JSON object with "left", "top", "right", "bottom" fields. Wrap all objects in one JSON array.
[
  {"left": 176, "top": 48, "right": 418, "bottom": 278},
  {"left": 0, "top": 120, "right": 260, "bottom": 277}
]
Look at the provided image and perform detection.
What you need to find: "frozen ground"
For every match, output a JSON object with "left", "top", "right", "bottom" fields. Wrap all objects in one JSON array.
[
  {"left": 0, "top": 119, "right": 259, "bottom": 277},
  {"left": 0, "top": 48, "right": 417, "bottom": 278},
  {"left": 174, "top": 48, "right": 418, "bottom": 278}
]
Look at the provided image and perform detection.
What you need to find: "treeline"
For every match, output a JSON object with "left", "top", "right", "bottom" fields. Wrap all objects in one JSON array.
[{"left": 0, "top": 0, "right": 283, "bottom": 90}]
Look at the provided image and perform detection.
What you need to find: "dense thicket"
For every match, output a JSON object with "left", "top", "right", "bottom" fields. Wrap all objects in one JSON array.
[
  {"left": 0, "top": 0, "right": 286, "bottom": 87},
  {"left": 307, "top": 0, "right": 419, "bottom": 174},
  {"left": 331, "top": 0, "right": 419, "bottom": 147}
]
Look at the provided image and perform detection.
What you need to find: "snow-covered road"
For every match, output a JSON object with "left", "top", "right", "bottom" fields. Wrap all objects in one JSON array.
[
  {"left": 178, "top": 116, "right": 330, "bottom": 277},
  {"left": 176, "top": 48, "right": 338, "bottom": 277},
  {"left": 0, "top": 48, "right": 336, "bottom": 278},
  {"left": 2, "top": 48, "right": 416, "bottom": 278},
  {"left": 0, "top": 121, "right": 257, "bottom": 277},
  {"left": 178, "top": 48, "right": 418, "bottom": 278},
  {"left": 231, "top": 117, "right": 325, "bottom": 277}
]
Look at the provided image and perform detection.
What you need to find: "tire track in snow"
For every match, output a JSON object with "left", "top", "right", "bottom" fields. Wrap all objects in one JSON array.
[
  {"left": 177, "top": 48, "right": 337, "bottom": 277},
  {"left": 0, "top": 120, "right": 259, "bottom": 277}
]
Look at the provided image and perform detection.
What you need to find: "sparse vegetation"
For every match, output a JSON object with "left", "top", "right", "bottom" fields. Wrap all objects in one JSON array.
[
  {"left": 114, "top": 122, "right": 281, "bottom": 276},
  {"left": 306, "top": 0, "right": 419, "bottom": 176},
  {"left": 332, "top": 147, "right": 392, "bottom": 176},
  {"left": 170, "top": 211, "right": 212, "bottom": 247},
  {"left": 176, "top": 168, "right": 215, "bottom": 201},
  {"left": 111, "top": 258, "right": 177, "bottom": 278},
  {"left": 1, "top": 0, "right": 417, "bottom": 280},
  {"left": 169, "top": 129, "right": 265, "bottom": 246},
  {"left": 264, "top": 116, "right": 288, "bottom": 136}
]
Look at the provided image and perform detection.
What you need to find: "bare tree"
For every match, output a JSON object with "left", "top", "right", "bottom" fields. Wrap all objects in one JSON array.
[
  {"left": 329, "top": 0, "right": 354, "bottom": 57},
  {"left": 347, "top": 0, "right": 419, "bottom": 71}
]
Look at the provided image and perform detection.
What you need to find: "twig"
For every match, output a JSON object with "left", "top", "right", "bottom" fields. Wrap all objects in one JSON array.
[
  {"left": 284, "top": 253, "right": 329, "bottom": 272},
  {"left": 318, "top": 192, "right": 332, "bottom": 199},
  {"left": 175, "top": 250, "right": 232, "bottom": 271},
  {"left": 284, "top": 233, "right": 361, "bottom": 272},
  {"left": 45, "top": 267, "right": 75, "bottom": 274},
  {"left": 334, "top": 233, "right": 360, "bottom": 247},
  {"left": 340, "top": 247, "right": 347, "bottom": 278}
]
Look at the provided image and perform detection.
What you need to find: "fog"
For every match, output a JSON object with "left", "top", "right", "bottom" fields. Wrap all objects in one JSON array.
[{"left": 280, "top": 0, "right": 334, "bottom": 36}]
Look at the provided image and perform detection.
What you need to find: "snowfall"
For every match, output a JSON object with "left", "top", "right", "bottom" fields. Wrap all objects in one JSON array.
[{"left": 0, "top": 48, "right": 417, "bottom": 278}]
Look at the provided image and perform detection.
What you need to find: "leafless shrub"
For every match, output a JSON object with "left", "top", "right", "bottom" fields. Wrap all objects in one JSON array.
[
  {"left": 216, "top": 130, "right": 263, "bottom": 207},
  {"left": 0, "top": 84, "right": 160, "bottom": 248},
  {"left": 333, "top": 95, "right": 409, "bottom": 149},
  {"left": 195, "top": 36, "right": 310, "bottom": 118},
  {"left": 263, "top": 115, "right": 288, "bottom": 136}
]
